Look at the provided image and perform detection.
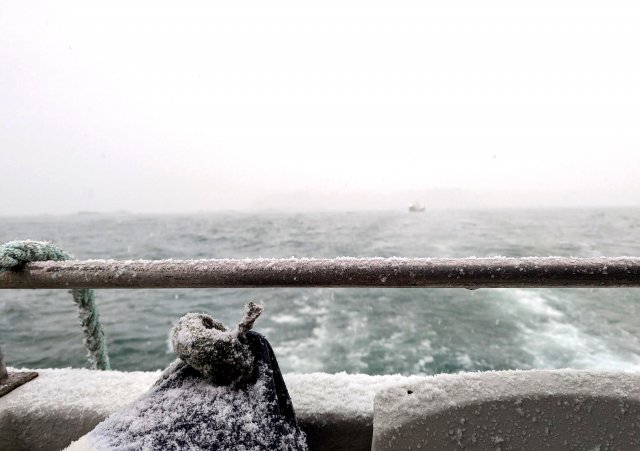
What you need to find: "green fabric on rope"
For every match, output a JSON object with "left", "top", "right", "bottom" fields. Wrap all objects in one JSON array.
[{"left": 0, "top": 240, "right": 111, "bottom": 370}]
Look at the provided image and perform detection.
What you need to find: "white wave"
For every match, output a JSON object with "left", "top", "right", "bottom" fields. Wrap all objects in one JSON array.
[
  {"left": 509, "top": 289, "right": 640, "bottom": 371},
  {"left": 456, "top": 353, "right": 473, "bottom": 369},
  {"left": 270, "top": 314, "right": 303, "bottom": 324},
  {"left": 510, "top": 289, "right": 564, "bottom": 319}
]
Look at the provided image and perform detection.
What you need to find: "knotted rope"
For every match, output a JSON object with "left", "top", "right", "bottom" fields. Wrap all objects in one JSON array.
[{"left": 0, "top": 240, "right": 110, "bottom": 370}]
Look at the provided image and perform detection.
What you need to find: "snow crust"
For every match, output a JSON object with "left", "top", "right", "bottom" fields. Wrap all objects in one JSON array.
[
  {"left": 12, "top": 367, "right": 640, "bottom": 451},
  {"left": 373, "top": 369, "right": 640, "bottom": 450},
  {"left": 51, "top": 256, "right": 640, "bottom": 264},
  {"left": 1, "top": 367, "right": 158, "bottom": 416},
  {"left": 284, "top": 372, "right": 425, "bottom": 423},
  {"left": 2, "top": 367, "right": 411, "bottom": 450},
  {"left": 88, "top": 363, "right": 307, "bottom": 450},
  {"left": 0, "top": 368, "right": 158, "bottom": 451}
]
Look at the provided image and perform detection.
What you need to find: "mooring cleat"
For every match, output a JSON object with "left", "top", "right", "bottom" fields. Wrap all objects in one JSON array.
[{"left": 0, "top": 349, "right": 38, "bottom": 398}]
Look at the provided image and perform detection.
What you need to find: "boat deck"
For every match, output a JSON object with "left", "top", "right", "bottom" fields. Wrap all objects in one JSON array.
[{"left": 3, "top": 368, "right": 640, "bottom": 450}]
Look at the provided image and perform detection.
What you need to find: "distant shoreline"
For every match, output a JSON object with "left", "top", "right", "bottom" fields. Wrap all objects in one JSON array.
[{"left": 1, "top": 205, "right": 640, "bottom": 219}]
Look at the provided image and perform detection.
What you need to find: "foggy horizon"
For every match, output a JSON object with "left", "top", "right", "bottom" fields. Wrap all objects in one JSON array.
[
  {"left": 2, "top": 1, "right": 640, "bottom": 215},
  {"left": 2, "top": 185, "right": 639, "bottom": 217}
]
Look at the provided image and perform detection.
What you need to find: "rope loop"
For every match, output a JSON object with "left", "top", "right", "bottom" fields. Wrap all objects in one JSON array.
[{"left": 0, "top": 240, "right": 110, "bottom": 370}]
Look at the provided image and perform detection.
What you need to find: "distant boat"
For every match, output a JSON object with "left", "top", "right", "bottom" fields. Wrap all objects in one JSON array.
[{"left": 408, "top": 202, "right": 425, "bottom": 212}]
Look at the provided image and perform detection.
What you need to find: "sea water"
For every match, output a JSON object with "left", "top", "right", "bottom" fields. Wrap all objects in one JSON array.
[{"left": 1, "top": 208, "right": 640, "bottom": 375}]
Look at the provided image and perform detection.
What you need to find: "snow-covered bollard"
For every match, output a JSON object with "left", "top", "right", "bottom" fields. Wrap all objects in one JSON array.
[
  {"left": 169, "top": 302, "right": 262, "bottom": 386},
  {"left": 66, "top": 303, "right": 308, "bottom": 450}
]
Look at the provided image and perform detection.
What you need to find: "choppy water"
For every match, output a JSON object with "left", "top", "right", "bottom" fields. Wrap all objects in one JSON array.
[{"left": 2, "top": 209, "right": 640, "bottom": 375}]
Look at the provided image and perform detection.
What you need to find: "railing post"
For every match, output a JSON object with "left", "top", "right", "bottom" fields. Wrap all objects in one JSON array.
[{"left": 0, "top": 348, "right": 8, "bottom": 382}]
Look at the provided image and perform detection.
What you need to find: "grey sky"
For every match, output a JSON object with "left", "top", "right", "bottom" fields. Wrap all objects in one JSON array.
[{"left": 1, "top": 1, "right": 640, "bottom": 214}]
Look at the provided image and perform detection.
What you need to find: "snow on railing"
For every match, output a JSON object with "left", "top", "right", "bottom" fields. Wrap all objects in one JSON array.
[{"left": 1, "top": 257, "right": 640, "bottom": 289}]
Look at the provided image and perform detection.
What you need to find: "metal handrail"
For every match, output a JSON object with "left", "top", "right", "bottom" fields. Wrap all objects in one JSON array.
[
  {"left": 2, "top": 256, "right": 639, "bottom": 393},
  {"left": 1, "top": 257, "right": 639, "bottom": 289}
]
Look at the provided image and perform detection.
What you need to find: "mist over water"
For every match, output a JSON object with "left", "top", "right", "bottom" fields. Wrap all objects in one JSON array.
[{"left": 2, "top": 208, "right": 640, "bottom": 375}]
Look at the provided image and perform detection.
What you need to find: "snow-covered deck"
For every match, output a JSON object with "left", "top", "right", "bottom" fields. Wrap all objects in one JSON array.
[
  {"left": 0, "top": 368, "right": 421, "bottom": 451},
  {"left": 2, "top": 368, "right": 640, "bottom": 450},
  {"left": 373, "top": 369, "right": 640, "bottom": 450}
]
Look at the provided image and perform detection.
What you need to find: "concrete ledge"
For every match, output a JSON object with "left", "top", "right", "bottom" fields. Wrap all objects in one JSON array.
[
  {"left": 0, "top": 368, "right": 418, "bottom": 451},
  {"left": 0, "top": 369, "right": 157, "bottom": 451},
  {"left": 288, "top": 372, "right": 423, "bottom": 450},
  {"left": 372, "top": 369, "right": 640, "bottom": 450},
  {"left": 6, "top": 368, "right": 639, "bottom": 450}
]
